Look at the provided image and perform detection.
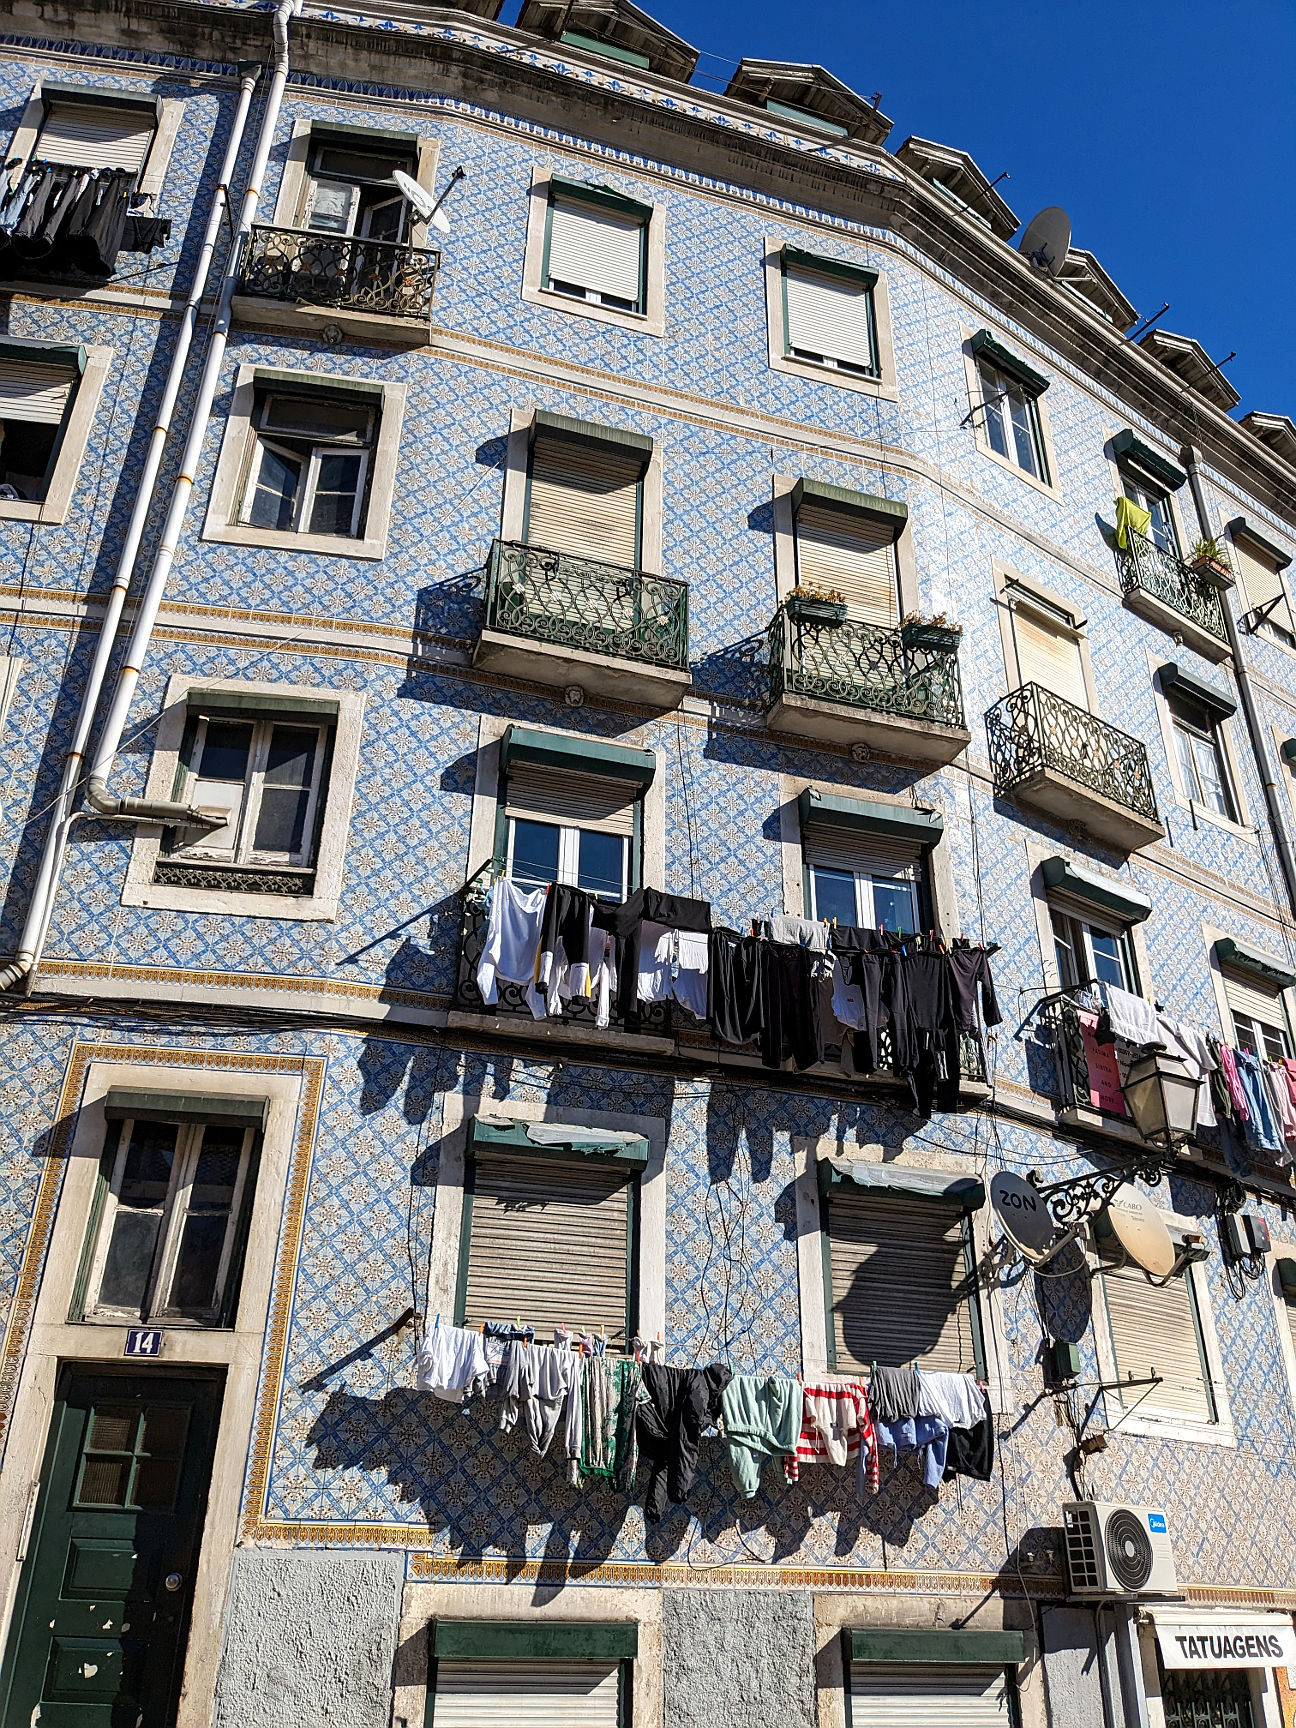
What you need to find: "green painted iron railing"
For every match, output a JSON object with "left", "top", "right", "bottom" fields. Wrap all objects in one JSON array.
[
  {"left": 239, "top": 224, "right": 440, "bottom": 321},
  {"left": 483, "top": 539, "right": 689, "bottom": 671},
  {"left": 767, "top": 605, "right": 965, "bottom": 727},
  {"left": 1115, "top": 531, "right": 1228, "bottom": 644},
  {"left": 985, "top": 682, "right": 1159, "bottom": 823}
]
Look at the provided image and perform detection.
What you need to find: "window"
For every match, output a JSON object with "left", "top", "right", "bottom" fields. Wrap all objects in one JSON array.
[
  {"left": 1009, "top": 592, "right": 1088, "bottom": 708},
  {"left": 543, "top": 180, "right": 649, "bottom": 314},
  {"left": 162, "top": 709, "right": 331, "bottom": 887},
  {"left": 848, "top": 1661, "right": 1018, "bottom": 1727},
  {"left": 1097, "top": 1233, "right": 1215, "bottom": 1424},
  {"left": 500, "top": 761, "right": 637, "bottom": 902},
  {"left": 79, "top": 1105, "right": 260, "bottom": 1327},
  {"left": 793, "top": 489, "right": 902, "bottom": 627},
  {"left": 524, "top": 423, "right": 647, "bottom": 569},
  {"left": 799, "top": 788, "right": 939, "bottom": 940},
  {"left": 1224, "top": 973, "right": 1292, "bottom": 1061},
  {"left": 1121, "top": 471, "right": 1178, "bottom": 554},
  {"left": 821, "top": 1176, "right": 984, "bottom": 1376},
  {"left": 1051, "top": 907, "right": 1138, "bottom": 993},
  {"left": 35, "top": 95, "right": 155, "bottom": 173},
  {"left": 969, "top": 331, "right": 1051, "bottom": 484},
  {"left": 431, "top": 1620, "right": 636, "bottom": 1727},
  {"left": 0, "top": 348, "right": 81, "bottom": 503},
  {"left": 457, "top": 1122, "right": 643, "bottom": 1349},
  {"left": 1168, "top": 691, "right": 1236, "bottom": 820},
  {"left": 781, "top": 248, "right": 878, "bottom": 377},
  {"left": 298, "top": 136, "right": 413, "bottom": 241},
  {"left": 238, "top": 389, "right": 374, "bottom": 539},
  {"left": 1231, "top": 520, "right": 1295, "bottom": 648}
]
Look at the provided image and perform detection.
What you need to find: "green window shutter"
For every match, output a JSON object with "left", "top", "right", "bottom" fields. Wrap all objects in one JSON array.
[
  {"left": 783, "top": 254, "right": 878, "bottom": 372},
  {"left": 435, "top": 1622, "right": 638, "bottom": 1661},
  {"left": 969, "top": 329, "right": 1050, "bottom": 395},
  {"left": 102, "top": 1089, "right": 268, "bottom": 1130}
]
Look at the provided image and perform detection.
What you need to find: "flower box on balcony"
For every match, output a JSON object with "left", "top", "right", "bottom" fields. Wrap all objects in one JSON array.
[
  {"left": 901, "top": 620, "right": 962, "bottom": 653},
  {"left": 1189, "top": 554, "right": 1234, "bottom": 590},
  {"left": 786, "top": 594, "right": 848, "bottom": 627}
]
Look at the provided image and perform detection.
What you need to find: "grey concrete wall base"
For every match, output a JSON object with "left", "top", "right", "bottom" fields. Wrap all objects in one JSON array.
[
  {"left": 212, "top": 1549, "right": 404, "bottom": 1728},
  {"left": 663, "top": 1587, "right": 817, "bottom": 1728},
  {"left": 1039, "top": 1605, "right": 1114, "bottom": 1728}
]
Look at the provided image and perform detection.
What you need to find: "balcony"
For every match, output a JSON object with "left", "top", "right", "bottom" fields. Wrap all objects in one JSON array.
[
  {"left": 472, "top": 539, "right": 692, "bottom": 710},
  {"left": 1115, "top": 532, "right": 1231, "bottom": 663},
  {"left": 232, "top": 225, "right": 440, "bottom": 345},
  {"left": 765, "top": 606, "right": 970, "bottom": 764},
  {"left": 985, "top": 682, "right": 1163, "bottom": 854}
]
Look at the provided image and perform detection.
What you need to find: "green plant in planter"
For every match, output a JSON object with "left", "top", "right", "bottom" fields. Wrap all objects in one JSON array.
[
  {"left": 1189, "top": 537, "right": 1232, "bottom": 576},
  {"left": 900, "top": 611, "right": 963, "bottom": 649},
  {"left": 787, "top": 583, "right": 849, "bottom": 625}
]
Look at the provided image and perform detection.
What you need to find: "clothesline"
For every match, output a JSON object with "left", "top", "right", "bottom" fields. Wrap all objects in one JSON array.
[{"left": 0, "top": 160, "right": 168, "bottom": 279}]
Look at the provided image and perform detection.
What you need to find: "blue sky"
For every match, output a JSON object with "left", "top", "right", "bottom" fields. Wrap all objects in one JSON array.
[{"left": 504, "top": 1, "right": 1296, "bottom": 422}]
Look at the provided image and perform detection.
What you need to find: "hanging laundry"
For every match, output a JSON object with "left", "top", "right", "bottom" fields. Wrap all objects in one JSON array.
[
  {"left": 497, "top": 1338, "right": 579, "bottom": 1458},
  {"left": 1234, "top": 1050, "right": 1283, "bottom": 1152},
  {"left": 871, "top": 1413, "right": 950, "bottom": 1490},
  {"left": 915, "top": 1369, "right": 986, "bottom": 1431},
  {"left": 783, "top": 1378, "right": 878, "bottom": 1491},
  {"left": 760, "top": 941, "right": 824, "bottom": 1071},
  {"left": 1158, "top": 1016, "right": 1218, "bottom": 1129},
  {"left": 416, "top": 1322, "right": 491, "bottom": 1403},
  {"left": 0, "top": 163, "right": 136, "bottom": 274},
  {"left": 1099, "top": 983, "right": 1161, "bottom": 1048},
  {"left": 536, "top": 883, "right": 595, "bottom": 1012},
  {"left": 1114, "top": 493, "right": 1152, "bottom": 549},
  {"left": 475, "top": 877, "right": 547, "bottom": 1015},
  {"left": 637, "top": 921, "right": 708, "bottom": 1018},
  {"left": 1217, "top": 1043, "right": 1250, "bottom": 1122},
  {"left": 868, "top": 1363, "right": 920, "bottom": 1424},
  {"left": 707, "top": 926, "right": 765, "bottom": 1046},
  {"left": 949, "top": 942, "right": 1002, "bottom": 1034},
  {"left": 636, "top": 1361, "right": 730, "bottom": 1523},
  {"left": 593, "top": 888, "right": 712, "bottom": 1027},
  {"left": 943, "top": 1386, "right": 995, "bottom": 1483},
  {"left": 720, "top": 1374, "right": 802, "bottom": 1498}
]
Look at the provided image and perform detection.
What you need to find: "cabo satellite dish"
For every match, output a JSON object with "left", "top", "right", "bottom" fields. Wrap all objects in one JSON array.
[
  {"left": 1104, "top": 1183, "right": 1176, "bottom": 1277},
  {"left": 392, "top": 169, "right": 451, "bottom": 233},
  {"left": 1018, "top": 205, "right": 1071, "bottom": 277},
  {"left": 990, "top": 1171, "right": 1057, "bottom": 1264}
]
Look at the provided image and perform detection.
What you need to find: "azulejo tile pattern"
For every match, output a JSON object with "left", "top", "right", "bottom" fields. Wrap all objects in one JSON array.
[{"left": 0, "top": 11, "right": 1293, "bottom": 1606}]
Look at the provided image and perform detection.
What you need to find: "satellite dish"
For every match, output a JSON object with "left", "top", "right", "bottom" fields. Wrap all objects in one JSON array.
[
  {"left": 1103, "top": 1184, "right": 1176, "bottom": 1277},
  {"left": 392, "top": 168, "right": 448, "bottom": 231},
  {"left": 990, "top": 1171, "right": 1057, "bottom": 1264},
  {"left": 1018, "top": 206, "right": 1071, "bottom": 277}
]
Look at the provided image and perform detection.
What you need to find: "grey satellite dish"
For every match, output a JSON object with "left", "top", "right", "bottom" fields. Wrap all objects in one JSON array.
[
  {"left": 990, "top": 1171, "right": 1057, "bottom": 1264},
  {"left": 1104, "top": 1183, "right": 1177, "bottom": 1278},
  {"left": 1018, "top": 206, "right": 1071, "bottom": 277},
  {"left": 392, "top": 168, "right": 451, "bottom": 233}
]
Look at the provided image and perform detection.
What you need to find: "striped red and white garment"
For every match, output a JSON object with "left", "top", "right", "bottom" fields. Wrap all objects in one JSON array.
[{"left": 784, "top": 1378, "right": 879, "bottom": 1491}]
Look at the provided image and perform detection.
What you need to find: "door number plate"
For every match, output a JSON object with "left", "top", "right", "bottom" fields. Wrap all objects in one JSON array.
[{"left": 123, "top": 1328, "right": 164, "bottom": 1358}]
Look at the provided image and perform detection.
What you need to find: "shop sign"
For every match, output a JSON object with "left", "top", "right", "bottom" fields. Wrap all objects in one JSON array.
[{"left": 1153, "top": 1612, "right": 1296, "bottom": 1670}]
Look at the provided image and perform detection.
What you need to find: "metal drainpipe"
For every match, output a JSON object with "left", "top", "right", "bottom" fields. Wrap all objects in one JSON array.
[
  {"left": 1182, "top": 443, "right": 1296, "bottom": 920},
  {"left": 0, "top": 63, "right": 264, "bottom": 996}
]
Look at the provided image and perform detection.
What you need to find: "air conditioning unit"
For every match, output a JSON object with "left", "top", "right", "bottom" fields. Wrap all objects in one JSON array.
[{"left": 1062, "top": 1501, "right": 1178, "bottom": 1597}]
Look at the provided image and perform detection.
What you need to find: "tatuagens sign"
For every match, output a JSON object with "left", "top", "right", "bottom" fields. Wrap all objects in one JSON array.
[{"left": 1153, "top": 1613, "right": 1296, "bottom": 1670}]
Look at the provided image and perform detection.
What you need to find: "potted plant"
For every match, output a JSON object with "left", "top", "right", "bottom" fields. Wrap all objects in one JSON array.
[
  {"left": 786, "top": 583, "right": 848, "bottom": 626},
  {"left": 1189, "top": 538, "right": 1233, "bottom": 587},
  {"left": 900, "top": 611, "right": 963, "bottom": 652}
]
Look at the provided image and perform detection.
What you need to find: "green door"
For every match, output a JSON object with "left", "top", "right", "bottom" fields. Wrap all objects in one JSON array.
[{"left": 1, "top": 1367, "right": 222, "bottom": 1728}]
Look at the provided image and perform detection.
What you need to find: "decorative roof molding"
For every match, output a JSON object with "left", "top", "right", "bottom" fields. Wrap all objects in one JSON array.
[
  {"left": 516, "top": 0, "right": 698, "bottom": 81},
  {"left": 1056, "top": 247, "right": 1137, "bottom": 332},
  {"left": 893, "top": 134, "right": 1018, "bottom": 240},
  {"left": 725, "top": 59, "right": 893, "bottom": 146},
  {"left": 1138, "top": 327, "right": 1241, "bottom": 412},
  {"left": 1240, "top": 411, "right": 1296, "bottom": 469}
]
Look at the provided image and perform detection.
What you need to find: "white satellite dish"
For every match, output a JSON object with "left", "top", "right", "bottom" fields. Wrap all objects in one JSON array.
[
  {"left": 1104, "top": 1183, "right": 1177, "bottom": 1277},
  {"left": 990, "top": 1171, "right": 1057, "bottom": 1264},
  {"left": 391, "top": 168, "right": 450, "bottom": 232},
  {"left": 1018, "top": 205, "right": 1071, "bottom": 277}
]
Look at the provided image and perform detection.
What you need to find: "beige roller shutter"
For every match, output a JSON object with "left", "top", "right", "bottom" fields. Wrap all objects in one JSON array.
[
  {"left": 828, "top": 1191, "right": 977, "bottom": 1374},
  {"left": 850, "top": 1664, "right": 1012, "bottom": 1726},
  {"left": 434, "top": 1660, "right": 621, "bottom": 1727},
  {"left": 1100, "top": 1249, "right": 1212, "bottom": 1422},
  {"left": 1012, "top": 604, "right": 1088, "bottom": 709},
  {"left": 785, "top": 262, "right": 876, "bottom": 371},
  {"left": 795, "top": 502, "right": 899, "bottom": 626},
  {"left": 0, "top": 358, "right": 76, "bottom": 424},
  {"left": 548, "top": 195, "right": 645, "bottom": 304},
  {"left": 504, "top": 764, "right": 637, "bottom": 838},
  {"left": 526, "top": 438, "right": 643, "bottom": 568},
  {"left": 1234, "top": 539, "right": 1295, "bottom": 635},
  {"left": 463, "top": 1153, "right": 631, "bottom": 1347},
  {"left": 37, "top": 100, "right": 155, "bottom": 171},
  {"left": 1222, "top": 970, "right": 1290, "bottom": 1038},
  {"left": 802, "top": 823, "right": 920, "bottom": 878}
]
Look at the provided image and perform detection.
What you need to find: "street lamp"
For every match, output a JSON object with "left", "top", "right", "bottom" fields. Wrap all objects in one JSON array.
[{"left": 1120, "top": 1046, "right": 1199, "bottom": 1149}]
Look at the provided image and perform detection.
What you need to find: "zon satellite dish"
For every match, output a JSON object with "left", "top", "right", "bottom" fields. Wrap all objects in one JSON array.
[
  {"left": 1104, "top": 1183, "right": 1176, "bottom": 1278},
  {"left": 1018, "top": 205, "right": 1071, "bottom": 277},
  {"left": 392, "top": 169, "right": 451, "bottom": 234},
  {"left": 990, "top": 1171, "right": 1057, "bottom": 1264}
]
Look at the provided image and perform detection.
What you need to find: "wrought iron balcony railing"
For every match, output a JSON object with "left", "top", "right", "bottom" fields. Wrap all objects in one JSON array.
[
  {"left": 767, "top": 606, "right": 966, "bottom": 728},
  {"left": 985, "top": 682, "right": 1159, "bottom": 824},
  {"left": 1114, "top": 531, "right": 1228, "bottom": 644},
  {"left": 238, "top": 225, "right": 440, "bottom": 322},
  {"left": 483, "top": 539, "right": 689, "bottom": 671}
]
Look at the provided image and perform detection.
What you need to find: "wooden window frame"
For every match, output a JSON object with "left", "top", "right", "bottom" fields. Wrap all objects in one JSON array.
[{"left": 165, "top": 712, "right": 332, "bottom": 875}]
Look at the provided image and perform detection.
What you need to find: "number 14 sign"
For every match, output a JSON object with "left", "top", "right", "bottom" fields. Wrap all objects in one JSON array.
[{"left": 123, "top": 1328, "right": 164, "bottom": 1358}]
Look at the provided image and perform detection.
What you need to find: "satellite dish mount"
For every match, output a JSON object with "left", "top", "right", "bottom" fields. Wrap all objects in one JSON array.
[
  {"left": 392, "top": 164, "right": 466, "bottom": 236},
  {"left": 1018, "top": 205, "right": 1071, "bottom": 278}
]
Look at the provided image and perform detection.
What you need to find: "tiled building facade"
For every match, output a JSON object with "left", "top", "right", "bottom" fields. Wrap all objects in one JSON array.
[{"left": 0, "top": 2, "right": 1295, "bottom": 1725}]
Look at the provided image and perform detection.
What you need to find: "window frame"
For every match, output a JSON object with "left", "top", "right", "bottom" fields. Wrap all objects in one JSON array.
[
  {"left": 522, "top": 425, "right": 647, "bottom": 570},
  {"left": 1049, "top": 903, "right": 1140, "bottom": 995},
  {"left": 1166, "top": 692, "right": 1238, "bottom": 822},
  {"left": 75, "top": 1114, "right": 259, "bottom": 1329},
  {"left": 0, "top": 341, "right": 112, "bottom": 526},
  {"left": 165, "top": 712, "right": 332, "bottom": 875},
  {"left": 1266, "top": 1240, "right": 1296, "bottom": 1420},
  {"left": 992, "top": 564, "right": 1098, "bottom": 712},
  {"left": 780, "top": 249, "right": 880, "bottom": 378},
  {"left": 522, "top": 164, "right": 665, "bottom": 337},
  {"left": 492, "top": 750, "right": 646, "bottom": 902},
  {"left": 977, "top": 355, "right": 1050, "bottom": 483},
  {"left": 1119, "top": 468, "right": 1180, "bottom": 556},
  {"left": 4, "top": 80, "right": 183, "bottom": 206},
  {"left": 806, "top": 857, "right": 922, "bottom": 934},
  {"left": 236, "top": 392, "right": 375, "bottom": 541},
  {"left": 504, "top": 814, "right": 632, "bottom": 902},
  {"left": 542, "top": 181, "right": 649, "bottom": 315},
  {"left": 963, "top": 331, "right": 1060, "bottom": 497},
  {"left": 763, "top": 238, "right": 898, "bottom": 399}
]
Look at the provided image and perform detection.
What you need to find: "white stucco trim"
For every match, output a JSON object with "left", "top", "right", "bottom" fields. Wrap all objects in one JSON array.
[
  {"left": 0, "top": 345, "right": 113, "bottom": 526},
  {"left": 521, "top": 162, "right": 666, "bottom": 338},
  {"left": 761, "top": 237, "right": 899, "bottom": 402}
]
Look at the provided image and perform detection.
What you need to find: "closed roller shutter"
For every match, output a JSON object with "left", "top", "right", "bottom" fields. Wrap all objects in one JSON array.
[
  {"left": 1012, "top": 604, "right": 1088, "bottom": 709},
  {"left": 526, "top": 438, "right": 643, "bottom": 568},
  {"left": 850, "top": 1663, "right": 1012, "bottom": 1726},
  {"left": 785, "top": 262, "right": 876, "bottom": 371},
  {"left": 547, "top": 195, "right": 645, "bottom": 305},
  {"left": 1100, "top": 1248, "right": 1212, "bottom": 1422},
  {"left": 795, "top": 502, "right": 899, "bottom": 626},
  {"left": 1234, "top": 539, "right": 1294, "bottom": 635},
  {"left": 828, "top": 1191, "right": 977, "bottom": 1374},
  {"left": 802, "top": 823, "right": 920, "bottom": 879},
  {"left": 37, "top": 101, "right": 155, "bottom": 171},
  {"left": 435, "top": 1660, "right": 621, "bottom": 1727},
  {"left": 0, "top": 358, "right": 76, "bottom": 424},
  {"left": 1222, "top": 971, "right": 1290, "bottom": 1038},
  {"left": 463, "top": 1154, "right": 631, "bottom": 1347},
  {"left": 505, "top": 764, "right": 638, "bottom": 837}
]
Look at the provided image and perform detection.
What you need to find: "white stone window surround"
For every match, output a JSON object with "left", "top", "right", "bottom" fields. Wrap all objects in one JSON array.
[
  {"left": 1146, "top": 648, "right": 1254, "bottom": 841},
  {"left": 4, "top": 79, "right": 184, "bottom": 204},
  {"left": 791, "top": 1134, "right": 1013, "bottom": 1416},
  {"left": 0, "top": 1056, "right": 305, "bottom": 1728},
  {"left": 424, "top": 1091, "right": 667, "bottom": 1346},
  {"left": 1101, "top": 425, "right": 1194, "bottom": 559},
  {"left": 200, "top": 363, "right": 407, "bottom": 561},
  {"left": 1086, "top": 1197, "right": 1236, "bottom": 1448},
  {"left": 769, "top": 472, "right": 918, "bottom": 616},
  {"left": 498, "top": 405, "right": 665, "bottom": 576},
  {"left": 465, "top": 711, "right": 667, "bottom": 888},
  {"left": 269, "top": 116, "right": 441, "bottom": 247},
  {"left": 990, "top": 560, "right": 1100, "bottom": 708},
  {"left": 121, "top": 674, "right": 365, "bottom": 921},
  {"left": 521, "top": 162, "right": 667, "bottom": 339},
  {"left": 761, "top": 237, "right": 899, "bottom": 402},
  {"left": 0, "top": 343, "right": 113, "bottom": 527},
  {"left": 0, "top": 654, "right": 22, "bottom": 732},
  {"left": 1265, "top": 1233, "right": 1296, "bottom": 1420},
  {"left": 960, "top": 326, "right": 1063, "bottom": 502}
]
